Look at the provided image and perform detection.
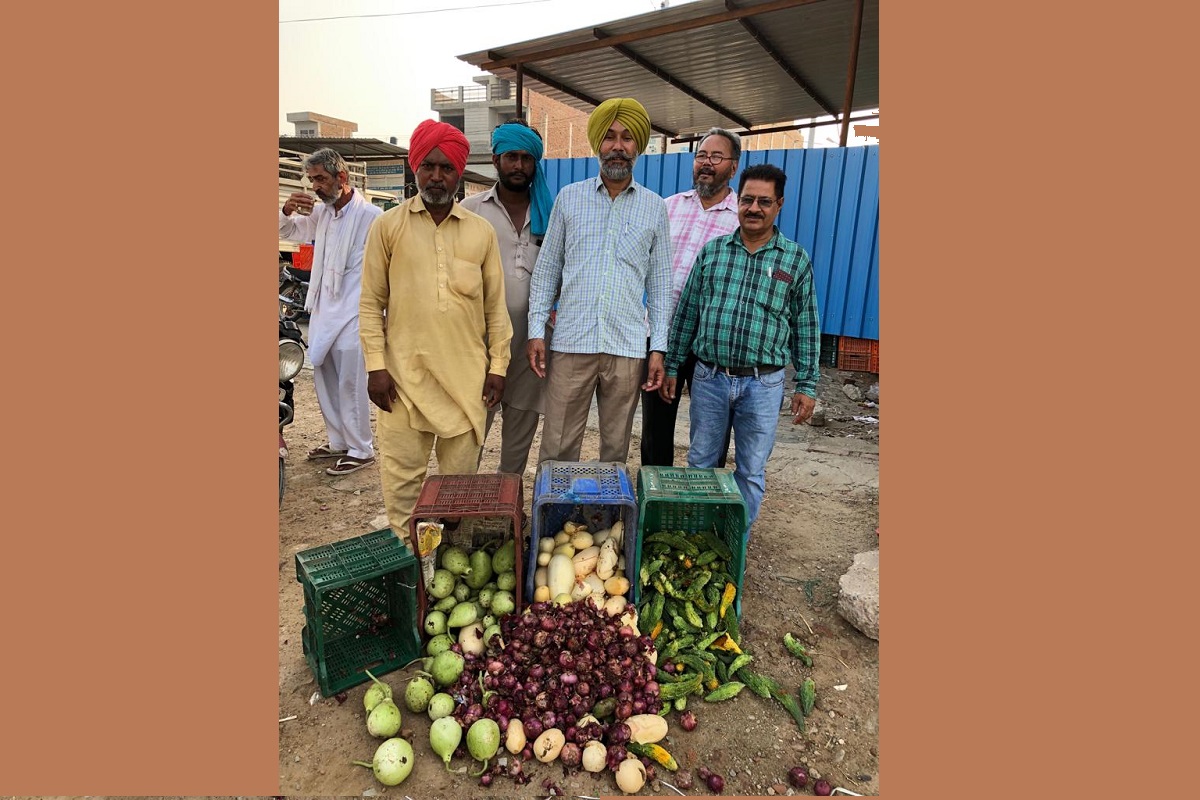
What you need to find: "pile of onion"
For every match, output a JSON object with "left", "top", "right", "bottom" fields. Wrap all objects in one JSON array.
[{"left": 448, "top": 599, "right": 661, "bottom": 778}]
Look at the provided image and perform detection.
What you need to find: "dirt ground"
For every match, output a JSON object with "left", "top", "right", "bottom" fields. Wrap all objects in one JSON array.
[{"left": 278, "top": 345, "right": 880, "bottom": 798}]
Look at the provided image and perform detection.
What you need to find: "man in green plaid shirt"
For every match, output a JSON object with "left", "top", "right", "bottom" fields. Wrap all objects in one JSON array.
[{"left": 661, "top": 163, "right": 820, "bottom": 534}]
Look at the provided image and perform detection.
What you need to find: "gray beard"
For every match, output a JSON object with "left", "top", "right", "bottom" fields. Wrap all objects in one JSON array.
[
  {"left": 600, "top": 153, "right": 636, "bottom": 181},
  {"left": 694, "top": 179, "right": 722, "bottom": 199},
  {"left": 420, "top": 186, "right": 452, "bottom": 206}
]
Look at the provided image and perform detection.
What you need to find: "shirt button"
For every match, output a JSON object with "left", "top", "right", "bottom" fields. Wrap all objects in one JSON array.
[{"left": 437, "top": 246, "right": 443, "bottom": 252}]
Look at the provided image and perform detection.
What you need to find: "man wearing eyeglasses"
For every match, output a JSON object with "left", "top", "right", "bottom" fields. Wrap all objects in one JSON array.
[
  {"left": 640, "top": 127, "right": 742, "bottom": 467},
  {"left": 661, "top": 163, "right": 820, "bottom": 537}
]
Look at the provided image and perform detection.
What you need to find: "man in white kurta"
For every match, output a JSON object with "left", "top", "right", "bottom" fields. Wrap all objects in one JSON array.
[{"left": 279, "top": 148, "right": 382, "bottom": 475}]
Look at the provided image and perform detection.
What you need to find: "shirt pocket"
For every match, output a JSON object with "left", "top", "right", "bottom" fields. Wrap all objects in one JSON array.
[
  {"left": 758, "top": 265, "right": 792, "bottom": 313},
  {"left": 449, "top": 257, "right": 483, "bottom": 299},
  {"left": 616, "top": 222, "right": 656, "bottom": 267}
]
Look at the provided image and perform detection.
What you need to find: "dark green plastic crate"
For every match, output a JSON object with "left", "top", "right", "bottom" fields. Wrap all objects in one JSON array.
[
  {"left": 634, "top": 466, "right": 748, "bottom": 619},
  {"left": 295, "top": 529, "right": 421, "bottom": 696}
]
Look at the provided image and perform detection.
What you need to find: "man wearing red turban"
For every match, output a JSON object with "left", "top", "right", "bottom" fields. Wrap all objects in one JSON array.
[{"left": 359, "top": 120, "right": 513, "bottom": 541}]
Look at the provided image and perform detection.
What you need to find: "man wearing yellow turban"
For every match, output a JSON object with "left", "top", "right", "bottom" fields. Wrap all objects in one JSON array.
[{"left": 526, "top": 98, "right": 673, "bottom": 464}]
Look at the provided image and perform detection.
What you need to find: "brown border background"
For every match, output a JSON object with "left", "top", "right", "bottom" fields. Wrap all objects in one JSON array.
[
  {"left": 4, "top": 0, "right": 1196, "bottom": 795},
  {"left": 3, "top": 0, "right": 278, "bottom": 793}
]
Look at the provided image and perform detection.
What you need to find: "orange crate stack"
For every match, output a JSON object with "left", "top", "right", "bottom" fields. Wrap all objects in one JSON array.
[{"left": 837, "top": 336, "right": 879, "bottom": 373}]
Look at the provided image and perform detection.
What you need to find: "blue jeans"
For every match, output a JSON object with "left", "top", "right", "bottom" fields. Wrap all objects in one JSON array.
[{"left": 687, "top": 359, "right": 785, "bottom": 535}]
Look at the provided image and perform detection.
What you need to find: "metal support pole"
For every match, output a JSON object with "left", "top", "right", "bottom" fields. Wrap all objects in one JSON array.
[
  {"left": 515, "top": 63, "right": 524, "bottom": 121},
  {"left": 838, "top": 0, "right": 864, "bottom": 147}
]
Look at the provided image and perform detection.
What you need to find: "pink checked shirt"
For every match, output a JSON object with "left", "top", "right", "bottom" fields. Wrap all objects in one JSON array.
[{"left": 663, "top": 188, "right": 741, "bottom": 312}]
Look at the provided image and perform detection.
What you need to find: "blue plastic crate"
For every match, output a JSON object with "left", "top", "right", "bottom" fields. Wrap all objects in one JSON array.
[{"left": 525, "top": 461, "right": 638, "bottom": 606}]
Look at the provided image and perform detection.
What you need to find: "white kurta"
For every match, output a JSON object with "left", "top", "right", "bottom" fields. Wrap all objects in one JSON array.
[
  {"left": 279, "top": 189, "right": 382, "bottom": 459},
  {"left": 279, "top": 190, "right": 382, "bottom": 367}
]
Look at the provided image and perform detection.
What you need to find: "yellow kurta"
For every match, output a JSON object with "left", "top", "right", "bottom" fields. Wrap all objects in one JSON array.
[{"left": 360, "top": 196, "right": 513, "bottom": 446}]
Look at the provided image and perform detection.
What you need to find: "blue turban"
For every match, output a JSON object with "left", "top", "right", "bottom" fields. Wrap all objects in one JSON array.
[{"left": 491, "top": 123, "right": 552, "bottom": 237}]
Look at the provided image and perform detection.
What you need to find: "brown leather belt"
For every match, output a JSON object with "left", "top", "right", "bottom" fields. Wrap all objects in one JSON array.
[{"left": 699, "top": 359, "right": 783, "bottom": 377}]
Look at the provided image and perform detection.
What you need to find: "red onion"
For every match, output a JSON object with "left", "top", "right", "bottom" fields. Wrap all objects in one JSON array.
[
  {"left": 523, "top": 717, "right": 544, "bottom": 738},
  {"left": 643, "top": 681, "right": 659, "bottom": 695},
  {"left": 788, "top": 766, "right": 809, "bottom": 788},
  {"left": 679, "top": 710, "right": 697, "bottom": 731},
  {"left": 619, "top": 625, "right": 636, "bottom": 638},
  {"left": 814, "top": 779, "right": 833, "bottom": 795},
  {"left": 676, "top": 770, "right": 694, "bottom": 789},
  {"left": 558, "top": 651, "right": 575, "bottom": 669},
  {"left": 707, "top": 773, "right": 725, "bottom": 793},
  {"left": 560, "top": 671, "right": 578, "bottom": 685},
  {"left": 697, "top": 766, "right": 712, "bottom": 780},
  {"left": 479, "top": 773, "right": 492, "bottom": 787},
  {"left": 576, "top": 681, "right": 591, "bottom": 696},
  {"left": 559, "top": 742, "right": 581, "bottom": 768},
  {"left": 540, "top": 710, "right": 557, "bottom": 729},
  {"left": 606, "top": 722, "right": 631, "bottom": 745},
  {"left": 631, "top": 698, "right": 647, "bottom": 714}
]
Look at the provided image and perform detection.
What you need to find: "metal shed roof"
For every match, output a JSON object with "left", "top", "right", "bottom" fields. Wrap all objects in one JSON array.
[
  {"left": 278, "top": 136, "right": 408, "bottom": 161},
  {"left": 458, "top": 0, "right": 878, "bottom": 141}
]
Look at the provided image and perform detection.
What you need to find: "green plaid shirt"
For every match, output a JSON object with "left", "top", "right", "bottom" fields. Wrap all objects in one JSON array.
[{"left": 665, "top": 227, "right": 821, "bottom": 396}]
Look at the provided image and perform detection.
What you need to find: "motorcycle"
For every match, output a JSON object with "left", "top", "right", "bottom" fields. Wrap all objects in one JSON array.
[
  {"left": 279, "top": 256, "right": 311, "bottom": 323},
  {"left": 279, "top": 311, "right": 306, "bottom": 507}
]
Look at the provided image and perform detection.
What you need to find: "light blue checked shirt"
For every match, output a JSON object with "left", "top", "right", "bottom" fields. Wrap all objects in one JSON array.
[{"left": 528, "top": 176, "right": 673, "bottom": 357}]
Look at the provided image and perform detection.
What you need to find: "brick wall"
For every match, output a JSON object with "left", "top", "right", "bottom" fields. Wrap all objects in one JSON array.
[{"left": 524, "top": 91, "right": 594, "bottom": 160}]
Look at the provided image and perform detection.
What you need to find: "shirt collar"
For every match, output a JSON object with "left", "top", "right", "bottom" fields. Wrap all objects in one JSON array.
[
  {"left": 591, "top": 175, "right": 639, "bottom": 196},
  {"left": 679, "top": 187, "right": 738, "bottom": 212},
  {"left": 409, "top": 193, "right": 467, "bottom": 219},
  {"left": 729, "top": 226, "right": 784, "bottom": 252}
]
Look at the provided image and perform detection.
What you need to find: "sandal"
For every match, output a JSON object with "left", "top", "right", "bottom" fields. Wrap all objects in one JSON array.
[
  {"left": 326, "top": 456, "right": 376, "bottom": 476},
  {"left": 307, "top": 445, "right": 349, "bottom": 461}
]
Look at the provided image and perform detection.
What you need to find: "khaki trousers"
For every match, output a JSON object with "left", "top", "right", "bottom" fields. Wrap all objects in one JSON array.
[
  {"left": 482, "top": 402, "right": 542, "bottom": 476},
  {"left": 377, "top": 402, "right": 481, "bottom": 543},
  {"left": 537, "top": 352, "right": 643, "bottom": 464}
]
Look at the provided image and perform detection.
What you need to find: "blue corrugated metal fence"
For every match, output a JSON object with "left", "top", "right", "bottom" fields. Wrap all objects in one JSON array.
[{"left": 539, "top": 145, "right": 879, "bottom": 341}]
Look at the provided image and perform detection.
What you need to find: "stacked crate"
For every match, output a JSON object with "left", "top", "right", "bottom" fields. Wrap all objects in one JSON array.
[
  {"left": 526, "top": 461, "right": 638, "bottom": 607},
  {"left": 409, "top": 472, "right": 525, "bottom": 625},
  {"left": 634, "top": 466, "right": 748, "bottom": 619},
  {"left": 295, "top": 529, "right": 421, "bottom": 696}
]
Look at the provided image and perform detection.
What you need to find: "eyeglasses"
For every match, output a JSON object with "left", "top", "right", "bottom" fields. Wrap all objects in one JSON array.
[
  {"left": 738, "top": 195, "right": 777, "bottom": 209},
  {"left": 694, "top": 152, "right": 731, "bottom": 166}
]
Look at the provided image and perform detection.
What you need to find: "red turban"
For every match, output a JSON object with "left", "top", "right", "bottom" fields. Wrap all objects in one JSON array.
[{"left": 408, "top": 119, "right": 470, "bottom": 176}]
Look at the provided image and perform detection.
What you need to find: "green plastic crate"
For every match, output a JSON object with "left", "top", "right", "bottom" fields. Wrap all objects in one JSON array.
[
  {"left": 295, "top": 529, "right": 421, "bottom": 696},
  {"left": 634, "top": 466, "right": 748, "bottom": 619}
]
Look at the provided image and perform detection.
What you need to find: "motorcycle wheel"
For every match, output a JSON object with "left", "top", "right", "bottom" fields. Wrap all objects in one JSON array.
[
  {"left": 280, "top": 284, "right": 307, "bottom": 322},
  {"left": 279, "top": 457, "right": 286, "bottom": 508}
]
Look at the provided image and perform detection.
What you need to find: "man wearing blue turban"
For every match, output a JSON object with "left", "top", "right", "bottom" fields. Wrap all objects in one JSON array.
[{"left": 461, "top": 119, "right": 553, "bottom": 475}]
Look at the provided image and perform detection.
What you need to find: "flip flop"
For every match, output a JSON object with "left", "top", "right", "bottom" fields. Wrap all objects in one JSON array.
[
  {"left": 308, "top": 445, "right": 349, "bottom": 461},
  {"left": 326, "top": 456, "right": 376, "bottom": 476}
]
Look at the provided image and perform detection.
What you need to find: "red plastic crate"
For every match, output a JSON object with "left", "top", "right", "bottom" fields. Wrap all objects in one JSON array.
[
  {"left": 837, "top": 336, "right": 879, "bottom": 373},
  {"left": 408, "top": 473, "right": 525, "bottom": 629},
  {"left": 292, "top": 243, "right": 314, "bottom": 272}
]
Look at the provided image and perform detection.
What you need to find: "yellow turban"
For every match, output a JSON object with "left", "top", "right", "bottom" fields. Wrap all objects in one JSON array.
[{"left": 587, "top": 98, "right": 651, "bottom": 154}]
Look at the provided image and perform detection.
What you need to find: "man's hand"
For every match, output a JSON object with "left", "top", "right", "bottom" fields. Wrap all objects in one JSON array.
[
  {"left": 792, "top": 392, "right": 816, "bottom": 425},
  {"left": 527, "top": 338, "right": 547, "bottom": 378},
  {"left": 659, "top": 376, "right": 677, "bottom": 404},
  {"left": 368, "top": 369, "right": 400, "bottom": 412},
  {"left": 282, "top": 191, "right": 315, "bottom": 216},
  {"left": 641, "top": 352, "right": 664, "bottom": 392},
  {"left": 483, "top": 374, "right": 505, "bottom": 407}
]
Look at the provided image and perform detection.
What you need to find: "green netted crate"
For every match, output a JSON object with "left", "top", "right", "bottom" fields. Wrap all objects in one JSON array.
[
  {"left": 634, "top": 466, "right": 748, "bottom": 619},
  {"left": 296, "top": 529, "right": 421, "bottom": 696}
]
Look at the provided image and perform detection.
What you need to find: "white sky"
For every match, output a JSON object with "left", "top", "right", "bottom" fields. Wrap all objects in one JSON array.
[{"left": 278, "top": 0, "right": 703, "bottom": 146}]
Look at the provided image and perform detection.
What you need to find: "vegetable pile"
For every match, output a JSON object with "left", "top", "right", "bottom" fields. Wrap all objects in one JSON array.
[
  {"left": 637, "top": 528, "right": 819, "bottom": 735},
  {"left": 420, "top": 597, "right": 676, "bottom": 792},
  {"left": 423, "top": 538, "right": 518, "bottom": 659},
  {"left": 532, "top": 519, "right": 631, "bottom": 614},
  {"left": 635, "top": 529, "right": 747, "bottom": 710}
]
